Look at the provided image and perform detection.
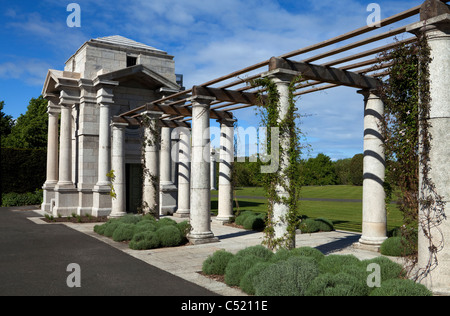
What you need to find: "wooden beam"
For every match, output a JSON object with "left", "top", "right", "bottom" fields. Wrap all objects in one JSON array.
[
  {"left": 192, "top": 85, "right": 266, "bottom": 106},
  {"left": 112, "top": 116, "right": 191, "bottom": 128},
  {"left": 145, "top": 102, "right": 233, "bottom": 121},
  {"left": 269, "top": 57, "right": 382, "bottom": 90}
]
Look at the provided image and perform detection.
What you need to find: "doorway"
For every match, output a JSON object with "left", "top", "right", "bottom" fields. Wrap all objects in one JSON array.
[{"left": 126, "top": 164, "right": 143, "bottom": 214}]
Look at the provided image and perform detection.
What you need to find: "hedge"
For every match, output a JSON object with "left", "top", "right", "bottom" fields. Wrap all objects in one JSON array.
[
  {"left": 299, "top": 218, "right": 334, "bottom": 233},
  {"left": 234, "top": 212, "right": 335, "bottom": 234},
  {"left": 94, "top": 215, "right": 189, "bottom": 250},
  {"left": 254, "top": 256, "right": 319, "bottom": 296},
  {"left": 202, "top": 246, "right": 432, "bottom": 296},
  {"left": 0, "top": 147, "right": 46, "bottom": 194},
  {"left": 202, "top": 250, "right": 234, "bottom": 275},
  {"left": 380, "top": 237, "right": 415, "bottom": 257},
  {"left": 1, "top": 190, "right": 43, "bottom": 207}
]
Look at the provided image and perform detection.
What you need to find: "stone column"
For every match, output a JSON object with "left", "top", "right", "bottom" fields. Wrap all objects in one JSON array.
[
  {"left": 110, "top": 122, "right": 128, "bottom": 218},
  {"left": 159, "top": 127, "right": 178, "bottom": 215},
  {"left": 53, "top": 90, "right": 78, "bottom": 216},
  {"left": 57, "top": 103, "right": 75, "bottom": 188},
  {"left": 142, "top": 111, "right": 163, "bottom": 218},
  {"left": 262, "top": 69, "right": 297, "bottom": 249},
  {"left": 408, "top": 6, "right": 450, "bottom": 294},
  {"left": 188, "top": 96, "right": 218, "bottom": 244},
  {"left": 357, "top": 90, "right": 387, "bottom": 250},
  {"left": 92, "top": 82, "right": 117, "bottom": 216},
  {"left": 41, "top": 99, "right": 60, "bottom": 213},
  {"left": 174, "top": 127, "right": 191, "bottom": 218},
  {"left": 215, "top": 118, "right": 236, "bottom": 224}
]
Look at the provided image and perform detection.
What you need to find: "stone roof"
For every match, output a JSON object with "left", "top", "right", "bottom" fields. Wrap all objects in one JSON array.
[{"left": 92, "top": 35, "right": 164, "bottom": 53}]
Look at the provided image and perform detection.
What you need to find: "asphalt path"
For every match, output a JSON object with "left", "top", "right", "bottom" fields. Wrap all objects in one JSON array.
[{"left": 0, "top": 207, "right": 217, "bottom": 296}]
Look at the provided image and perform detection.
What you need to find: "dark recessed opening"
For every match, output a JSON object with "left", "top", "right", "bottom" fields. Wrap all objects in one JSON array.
[{"left": 127, "top": 56, "right": 137, "bottom": 67}]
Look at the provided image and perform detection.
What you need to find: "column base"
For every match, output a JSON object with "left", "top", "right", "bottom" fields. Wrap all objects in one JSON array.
[
  {"left": 214, "top": 215, "right": 235, "bottom": 225},
  {"left": 53, "top": 185, "right": 78, "bottom": 217},
  {"left": 173, "top": 209, "right": 190, "bottom": 218},
  {"left": 108, "top": 212, "right": 127, "bottom": 219},
  {"left": 160, "top": 183, "right": 178, "bottom": 215},
  {"left": 41, "top": 181, "right": 57, "bottom": 213},
  {"left": 188, "top": 232, "right": 219, "bottom": 245},
  {"left": 353, "top": 236, "right": 388, "bottom": 252},
  {"left": 92, "top": 185, "right": 112, "bottom": 217}
]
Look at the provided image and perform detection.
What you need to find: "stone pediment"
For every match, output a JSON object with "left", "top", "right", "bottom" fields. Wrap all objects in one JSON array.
[
  {"left": 95, "top": 64, "right": 180, "bottom": 91},
  {"left": 42, "top": 69, "right": 81, "bottom": 96}
]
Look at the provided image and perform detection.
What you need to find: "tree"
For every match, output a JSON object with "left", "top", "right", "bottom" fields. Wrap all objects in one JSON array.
[
  {"left": 334, "top": 158, "right": 352, "bottom": 185},
  {"left": 349, "top": 153, "right": 364, "bottom": 186},
  {"left": 0, "top": 101, "right": 14, "bottom": 144},
  {"left": 3, "top": 96, "right": 48, "bottom": 149},
  {"left": 302, "top": 153, "right": 337, "bottom": 186}
]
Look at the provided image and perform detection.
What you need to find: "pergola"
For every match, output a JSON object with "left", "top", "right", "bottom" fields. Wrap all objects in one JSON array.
[{"left": 107, "top": 0, "right": 449, "bottom": 293}]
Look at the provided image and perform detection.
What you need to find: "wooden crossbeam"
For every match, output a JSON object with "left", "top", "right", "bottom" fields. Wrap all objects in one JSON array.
[
  {"left": 269, "top": 57, "right": 382, "bottom": 90},
  {"left": 146, "top": 102, "right": 233, "bottom": 121},
  {"left": 112, "top": 116, "right": 191, "bottom": 128},
  {"left": 193, "top": 85, "right": 266, "bottom": 106}
]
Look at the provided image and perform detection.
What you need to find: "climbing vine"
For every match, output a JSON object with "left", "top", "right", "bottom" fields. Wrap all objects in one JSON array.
[
  {"left": 140, "top": 113, "right": 161, "bottom": 218},
  {"left": 378, "top": 34, "right": 446, "bottom": 280},
  {"left": 251, "top": 75, "right": 305, "bottom": 250},
  {"left": 106, "top": 169, "right": 116, "bottom": 199}
]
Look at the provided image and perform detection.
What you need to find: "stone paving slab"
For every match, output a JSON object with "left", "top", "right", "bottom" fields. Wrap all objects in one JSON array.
[{"left": 31, "top": 209, "right": 384, "bottom": 296}]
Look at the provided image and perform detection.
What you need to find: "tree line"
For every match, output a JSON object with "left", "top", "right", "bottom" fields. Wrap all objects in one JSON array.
[
  {"left": 1, "top": 97, "right": 48, "bottom": 197},
  {"left": 0, "top": 96, "right": 48, "bottom": 149},
  {"left": 233, "top": 153, "right": 363, "bottom": 187}
]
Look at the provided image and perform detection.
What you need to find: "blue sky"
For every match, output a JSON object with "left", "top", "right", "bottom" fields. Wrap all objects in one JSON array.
[{"left": 0, "top": 0, "right": 423, "bottom": 160}]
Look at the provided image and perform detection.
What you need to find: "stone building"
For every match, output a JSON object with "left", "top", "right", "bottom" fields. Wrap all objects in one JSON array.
[{"left": 41, "top": 36, "right": 183, "bottom": 217}]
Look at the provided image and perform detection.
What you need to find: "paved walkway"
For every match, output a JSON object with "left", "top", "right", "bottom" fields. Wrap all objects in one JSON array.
[
  {"left": 24, "top": 207, "right": 384, "bottom": 296},
  {"left": 0, "top": 207, "right": 216, "bottom": 296}
]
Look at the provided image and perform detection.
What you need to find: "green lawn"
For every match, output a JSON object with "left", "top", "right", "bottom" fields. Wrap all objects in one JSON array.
[{"left": 211, "top": 185, "right": 403, "bottom": 233}]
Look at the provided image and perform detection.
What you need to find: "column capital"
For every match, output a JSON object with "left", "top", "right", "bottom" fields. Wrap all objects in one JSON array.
[
  {"left": 188, "top": 95, "right": 216, "bottom": 106},
  {"left": 260, "top": 68, "right": 299, "bottom": 84},
  {"left": 216, "top": 117, "right": 237, "bottom": 126},
  {"left": 357, "top": 89, "right": 382, "bottom": 100},
  {"left": 407, "top": 13, "right": 450, "bottom": 36},
  {"left": 47, "top": 106, "right": 61, "bottom": 116},
  {"left": 141, "top": 110, "right": 164, "bottom": 119},
  {"left": 110, "top": 121, "right": 129, "bottom": 129},
  {"left": 59, "top": 88, "right": 80, "bottom": 107}
]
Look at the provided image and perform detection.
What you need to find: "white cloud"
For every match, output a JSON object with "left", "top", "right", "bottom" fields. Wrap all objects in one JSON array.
[{"left": 0, "top": 59, "right": 51, "bottom": 86}]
